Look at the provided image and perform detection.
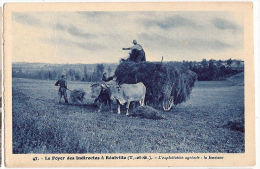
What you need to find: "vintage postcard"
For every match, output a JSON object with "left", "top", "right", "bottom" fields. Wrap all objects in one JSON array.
[{"left": 4, "top": 2, "right": 255, "bottom": 167}]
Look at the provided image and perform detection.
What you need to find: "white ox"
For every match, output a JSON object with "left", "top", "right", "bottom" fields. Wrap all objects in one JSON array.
[
  {"left": 110, "top": 82, "right": 146, "bottom": 115},
  {"left": 91, "top": 81, "right": 146, "bottom": 115}
]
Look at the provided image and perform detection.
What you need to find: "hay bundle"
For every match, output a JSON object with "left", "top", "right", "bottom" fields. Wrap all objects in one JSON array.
[
  {"left": 69, "top": 89, "right": 86, "bottom": 104},
  {"left": 115, "top": 61, "right": 197, "bottom": 110},
  {"left": 223, "top": 118, "right": 244, "bottom": 132},
  {"left": 130, "top": 106, "right": 164, "bottom": 120}
]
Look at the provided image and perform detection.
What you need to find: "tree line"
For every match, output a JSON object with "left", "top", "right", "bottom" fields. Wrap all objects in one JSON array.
[
  {"left": 182, "top": 59, "right": 244, "bottom": 81},
  {"left": 13, "top": 64, "right": 114, "bottom": 82},
  {"left": 13, "top": 59, "right": 243, "bottom": 82}
]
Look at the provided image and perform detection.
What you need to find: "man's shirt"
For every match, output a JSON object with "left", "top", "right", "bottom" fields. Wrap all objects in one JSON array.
[
  {"left": 130, "top": 44, "right": 143, "bottom": 51},
  {"left": 55, "top": 79, "right": 67, "bottom": 88}
]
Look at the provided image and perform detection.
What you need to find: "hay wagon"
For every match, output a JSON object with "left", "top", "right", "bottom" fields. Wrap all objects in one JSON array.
[{"left": 115, "top": 61, "right": 197, "bottom": 111}]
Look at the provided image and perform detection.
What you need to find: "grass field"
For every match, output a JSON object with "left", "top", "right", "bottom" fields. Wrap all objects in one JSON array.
[{"left": 12, "top": 78, "right": 244, "bottom": 153}]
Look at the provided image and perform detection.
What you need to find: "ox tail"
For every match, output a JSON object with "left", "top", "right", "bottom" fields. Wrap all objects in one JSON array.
[{"left": 142, "top": 84, "right": 146, "bottom": 106}]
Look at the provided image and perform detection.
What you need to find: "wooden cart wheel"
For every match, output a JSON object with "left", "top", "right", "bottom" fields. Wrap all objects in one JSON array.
[{"left": 162, "top": 96, "right": 174, "bottom": 111}]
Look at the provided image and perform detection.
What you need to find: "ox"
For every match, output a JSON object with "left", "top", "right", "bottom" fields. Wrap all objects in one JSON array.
[
  {"left": 110, "top": 82, "right": 146, "bottom": 115},
  {"left": 91, "top": 83, "right": 111, "bottom": 112},
  {"left": 91, "top": 82, "right": 146, "bottom": 115}
]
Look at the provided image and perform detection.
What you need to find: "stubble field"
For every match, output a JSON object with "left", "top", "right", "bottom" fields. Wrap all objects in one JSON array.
[{"left": 12, "top": 77, "right": 244, "bottom": 153}]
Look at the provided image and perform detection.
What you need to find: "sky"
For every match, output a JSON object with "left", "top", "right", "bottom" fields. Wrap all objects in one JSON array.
[{"left": 12, "top": 11, "right": 244, "bottom": 64}]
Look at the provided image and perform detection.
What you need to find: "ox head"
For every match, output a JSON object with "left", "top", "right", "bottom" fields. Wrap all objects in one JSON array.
[
  {"left": 90, "top": 83, "right": 108, "bottom": 99},
  {"left": 108, "top": 84, "right": 121, "bottom": 102}
]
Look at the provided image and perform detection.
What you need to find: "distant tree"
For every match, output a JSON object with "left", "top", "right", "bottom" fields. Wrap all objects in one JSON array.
[
  {"left": 107, "top": 66, "right": 112, "bottom": 76},
  {"left": 182, "top": 61, "right": 193, "bottom": 69},
  {"left": 97, "top": 64, "right": 104, "bottom": 76},
  {"left": 74, "top": 71, "right": 81, "bottom": 81},
  {"left": 208, "top": 60, "right": 217, "bottom": 80},
  {"left": 51, "top": 70, "right": 58, "bottom": 80},
  {"left": 38, "top": 71, "right": 47, "bottom": 80},
  {"left": 92, "top": 64, "right": 105, "bottom": 82},
  {"left": 219, "top": 65, "right": 226, "bottom": 77},
  {"left": 83, "top": 65, "right": 88, "bottom": 81},
  {"left": 201, "top": 59, "right": 208, "bottom": 69},
  {"left": 217, "top": 60, "right": 222, "bottom": 67},
  {"left": 236, "top": 60, "right": 241, "bottom": 67},
  {"left": 67, "top": 69, "right": 76, "bottom": 81},
  {"left": 48, "top": 71, "right": 51, "bottom": 80}
]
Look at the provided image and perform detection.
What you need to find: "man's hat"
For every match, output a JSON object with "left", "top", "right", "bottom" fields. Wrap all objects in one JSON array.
[{"left": 133, "top": 40, "right": 137, "bottom": 44}]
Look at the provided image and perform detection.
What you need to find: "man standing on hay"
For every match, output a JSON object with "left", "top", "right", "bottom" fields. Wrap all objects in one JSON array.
[
  {"left": 122, "top": 40, "right": 146, "bottom": 62},
  {"left": 55, "top": 74, "right": 69, "bottom": 104}
]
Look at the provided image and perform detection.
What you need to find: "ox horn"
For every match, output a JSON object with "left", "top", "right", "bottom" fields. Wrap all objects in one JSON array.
[
  {"left": 102, "top": 82, "right": 109, "bottom": 88},
  {"left": 91, "top": 83, "right": 99, "bottom": 87}
]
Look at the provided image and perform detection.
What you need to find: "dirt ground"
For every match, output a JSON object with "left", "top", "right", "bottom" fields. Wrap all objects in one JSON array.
[{"left": 12, "top": 78, "right": 244, "bottom": 153}]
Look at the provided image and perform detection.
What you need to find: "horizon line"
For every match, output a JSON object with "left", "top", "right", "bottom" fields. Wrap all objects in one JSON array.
[{"left": 12, "top": 58, "right": 244, "bottom": 65}]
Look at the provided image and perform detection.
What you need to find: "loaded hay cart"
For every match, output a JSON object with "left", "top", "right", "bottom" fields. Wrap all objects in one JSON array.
[{"left": 114, "top": 61, "right": 197, "bottom": 111}]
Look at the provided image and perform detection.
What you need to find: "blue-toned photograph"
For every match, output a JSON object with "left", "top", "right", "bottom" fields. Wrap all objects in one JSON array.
[{"left": 12, "top": 11, "right": 244, "bottom": 154}]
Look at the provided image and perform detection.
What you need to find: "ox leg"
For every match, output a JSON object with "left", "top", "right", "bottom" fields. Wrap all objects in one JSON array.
[
  {"left": 109, "top": 100, "right": 113, "bottom": 113},
  {"left": 116, "top": 100, "right": 121, "bottom": 114},
  {"left": 98, "top": 102, "right": 103, "bottom": 112},
  {"left": 126, "top": 101, "right": 130, "bottom": 116},
  {"left": 117, "top": 103, "right": 121, "bottom": 114},
  {"left": 140, "top": 97, "right": 145, "bottom": 106}
]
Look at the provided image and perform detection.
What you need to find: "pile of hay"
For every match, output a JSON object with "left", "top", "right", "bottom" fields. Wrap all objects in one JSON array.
[
  {"left": 223, "top": 118, "right": 244, "bottom": 132},
  {"left": 69, "top": 89, "right": 86, "bottom": 104},
  {"left": 115, "top": 61, "right": 197, "bottom": 110},
  {"left": 130, "top": 106, "right": 164, "bottom": 120}
]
